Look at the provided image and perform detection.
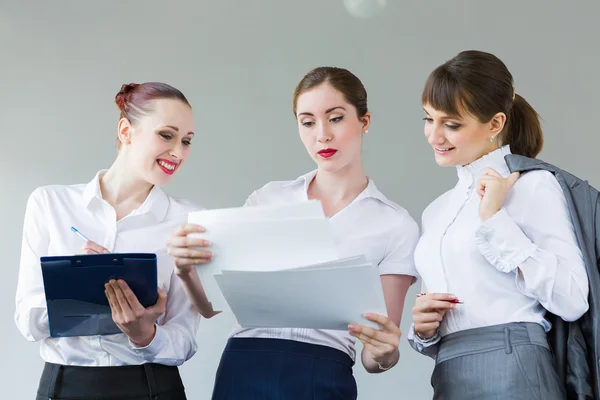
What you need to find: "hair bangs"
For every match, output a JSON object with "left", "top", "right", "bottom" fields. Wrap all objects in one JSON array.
[{"left": 421, "top": 66, "right": 472, "bottom": 119}]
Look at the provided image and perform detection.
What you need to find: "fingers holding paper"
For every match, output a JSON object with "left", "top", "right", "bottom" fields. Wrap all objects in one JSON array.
[
  {"left": 105, "top": 279, "right": 167, "bottom": 347},
  {"left": 167, "top": 224, "right": 213, "bottom": 275},
  {"left": 348, "top": 312, "right": 401, "bottom": 369}
]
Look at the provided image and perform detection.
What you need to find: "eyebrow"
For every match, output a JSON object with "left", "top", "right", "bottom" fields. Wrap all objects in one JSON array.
[
  {"left": 163, "top": 125, "right": 194, "bottom": 135},
  {"left": 422, "top": 108, "right": 459, "bottom": 121},
  {"left": 297, "top": 106, "right": 347, "bottom": 117}
]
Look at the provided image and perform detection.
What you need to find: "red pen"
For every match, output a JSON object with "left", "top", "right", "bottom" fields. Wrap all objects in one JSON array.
[{"left": 416, "top": 293, "right": 464, "bottom": 304}]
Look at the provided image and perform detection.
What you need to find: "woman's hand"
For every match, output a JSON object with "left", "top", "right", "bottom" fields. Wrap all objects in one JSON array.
[
  {"left": 412, "top": 293, "right": 457, "bottom": 339},
  {"left": 477, "top": 169, "right": 520, "bottom": 221},
  {"left": 349, "top": 313, "right": 401, "bottom": 370},
  {"left": 105, "top": 279, "right": 167, "bottom": 347},
  {"left": 166, "top": 224, "right": 212, "bottom": 276},
  {"left": 78, "top": 240, "right": 110, "bottom": 254},
  {"left": 166, "top": 223, "right": 220, "bottom": 318}
]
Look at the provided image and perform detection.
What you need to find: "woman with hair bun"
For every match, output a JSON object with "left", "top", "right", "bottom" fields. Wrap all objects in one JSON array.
[{"left": 15, "top": 82, "right": 206, "bottom": 399}]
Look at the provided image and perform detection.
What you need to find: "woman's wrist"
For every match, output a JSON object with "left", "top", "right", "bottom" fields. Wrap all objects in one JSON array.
[
  {"left": 174, "top": 265, "right": 195, "bottom": 278},
  {"left": 129, "top": 325, "right": 157, "bottom": 348},
  {"left": 415, "top": 330, "right": 438, "bottom": 342},
  {"left": 376, "top": 349, "right": 399, "bottom": 370}
]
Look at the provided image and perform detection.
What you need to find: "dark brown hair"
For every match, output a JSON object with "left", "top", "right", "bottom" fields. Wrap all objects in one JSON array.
[
  {"left": 115, "top": 82, "right": 191, "bottom": 149},
  {"left": 422, "top": 50, "right": 543, "bottom": 158},
  {"left": 292, "top": 67, "right": 368, "bottom": 117}
]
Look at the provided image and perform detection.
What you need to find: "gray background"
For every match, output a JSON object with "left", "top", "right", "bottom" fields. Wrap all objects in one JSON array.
[{"left": 1, "top": 0, "right": 598, "bottom": 398}]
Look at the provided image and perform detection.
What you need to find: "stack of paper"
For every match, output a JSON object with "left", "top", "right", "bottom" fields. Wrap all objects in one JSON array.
[{"left": 188, "top": 200, "right": 387, "bottom": 330}]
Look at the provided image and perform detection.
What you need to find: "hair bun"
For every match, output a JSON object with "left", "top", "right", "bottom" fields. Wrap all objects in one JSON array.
[{"left": 115, "top": 83, "right": 139, "bottom": 110}]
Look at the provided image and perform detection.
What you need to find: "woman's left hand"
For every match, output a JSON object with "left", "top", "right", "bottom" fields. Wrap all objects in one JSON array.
[
  {"left": 348, "top": 313, "right": 401, "bottom": 368},
  {"left": 477, "top": 169, "right": 520, "bottom": 221},
  {"left": 105, "top": 279, "right": 168, "bottom": 347}
]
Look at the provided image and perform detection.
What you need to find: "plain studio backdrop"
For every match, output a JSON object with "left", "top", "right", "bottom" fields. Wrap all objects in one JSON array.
[{"left": 1, "top": 0, "right": 598, "bottom": 398}]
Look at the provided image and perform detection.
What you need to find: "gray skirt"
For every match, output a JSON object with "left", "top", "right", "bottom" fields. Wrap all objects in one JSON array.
[{"left": 432, "top": 322, "right": 565, "bottom": 400}]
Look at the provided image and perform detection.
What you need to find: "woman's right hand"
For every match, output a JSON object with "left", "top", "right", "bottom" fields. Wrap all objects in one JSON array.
[
  {"left": 166, "top": 224, "right": 213, "bottom": 276},
  {"left": 412, "top": 293, "right": 458, "bottom": 339},
  {"left": 79, "top": 240, "right": 110, "bottom": 254}
]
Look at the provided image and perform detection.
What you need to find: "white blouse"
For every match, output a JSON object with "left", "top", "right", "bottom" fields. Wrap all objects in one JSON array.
[
  {"left": 408, "top": 146, "right": 589, "bottom": 356},
  {"left": 233, "top": 170, "right": 420, "bottom": 360},
  {"left": 15, "top": 171, "right": 202, "bottom": 366}
]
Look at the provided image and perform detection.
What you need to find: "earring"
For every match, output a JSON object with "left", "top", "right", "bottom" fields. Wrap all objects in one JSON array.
[
  {"left": 490, "top": 136, "right": 495, "bottom": 142},
  {"left": 365, "top": 130, "right": 369, "bottom": 134}
]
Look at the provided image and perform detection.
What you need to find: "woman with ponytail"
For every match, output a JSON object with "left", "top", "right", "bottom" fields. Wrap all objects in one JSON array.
[{"left": 408, "top": 50, "right": 589, "bottom": 399}]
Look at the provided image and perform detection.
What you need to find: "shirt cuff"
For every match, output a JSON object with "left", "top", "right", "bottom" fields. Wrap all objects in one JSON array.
[
  {"left": 407, "top": 323, "right": 440, "bottom": 345},
  {"left": 406, "top": 323, "right": 441, "bottom": 359},
  {"left": 129, "top": 325, "right": 166, "bottom": 359},
  {"left": 474, "top": 209, "right": 536, "bottom": 273}
]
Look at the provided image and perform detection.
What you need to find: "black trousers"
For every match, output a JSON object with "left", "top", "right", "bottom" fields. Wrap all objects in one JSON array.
[{"left": 36, "top": 362, "right": 186, "bottom": 400}]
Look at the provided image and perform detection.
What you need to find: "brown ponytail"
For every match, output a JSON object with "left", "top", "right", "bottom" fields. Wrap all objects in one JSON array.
[{"left": 503, "top": 94, "right": 543, "bottom": 158}]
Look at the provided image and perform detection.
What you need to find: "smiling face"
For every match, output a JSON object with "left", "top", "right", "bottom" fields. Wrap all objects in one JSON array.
[
  {"left": 419, "top": 51, "right": 533, "bottom": 166},
  {"left": 295, "top": 82, "right": 370, "bottom": 173},
  {"left": 422, "top": 103, "right": 506, "bottom": 167},
  {"left": 118, "top": 98, "right": 194, "bottom": 186}
]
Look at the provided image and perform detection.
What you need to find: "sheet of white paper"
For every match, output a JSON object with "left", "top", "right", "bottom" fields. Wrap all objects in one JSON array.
[
  {"left": 220, "top": 256, "right": 369, "bottom": 273},
  {"left": 214, "top": 264, "right": 387, "bottom": 330},
  {"left": 190, "top": 216, "right": 338, "bottom": 311},
  {"left": 188, "top": 200, "right": 324, "bottom": 226},
  {"left": 281, "top": 255, "right": 368, "bottom": 271}
]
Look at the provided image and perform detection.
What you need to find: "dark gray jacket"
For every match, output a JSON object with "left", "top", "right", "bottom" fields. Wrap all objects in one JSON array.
[{"left": 506, "top": 154, "right": 600, "bottom": 400}]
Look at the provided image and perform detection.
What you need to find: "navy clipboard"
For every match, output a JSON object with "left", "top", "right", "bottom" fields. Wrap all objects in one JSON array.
[{"left": 40, "top": 253, "right": 158, "bottom": 338}]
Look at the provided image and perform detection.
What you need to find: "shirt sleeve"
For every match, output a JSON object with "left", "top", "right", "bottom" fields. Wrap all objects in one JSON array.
[
  {"left": 406, "top": 323, "right": 440, "bottom": 359},
  {"left": 129, "top": 269, "right": 201, "bottom": 366},
  {"left": 474, "top": 171, "right": 589, "bottom": 322},
  {"left": 14, "top": 188, "right": 51, "bottom": 341},
  {"left": 378, "top": 212, "right": 420, "bottom": 278}
]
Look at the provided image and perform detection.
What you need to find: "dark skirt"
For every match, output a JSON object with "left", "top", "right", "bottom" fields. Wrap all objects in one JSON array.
[
  {"left": 431, "top": 322, "right": 566, "bottom": 400},
  {"left": 212, "top": 338, "right": 357, "bottom": 400},
  {"left": 36, "top": 362, "right": 186, "bottom": 400}
]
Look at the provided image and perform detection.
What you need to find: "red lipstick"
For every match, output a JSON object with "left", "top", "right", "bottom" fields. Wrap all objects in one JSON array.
[
  {"left": 157, "top": 159, "right": 178, "bottom": 175},
  {"left": 318, "top": 148, "right": 337, "bottom": 159}
]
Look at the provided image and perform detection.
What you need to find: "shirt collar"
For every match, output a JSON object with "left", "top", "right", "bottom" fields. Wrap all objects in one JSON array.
[
  {"left": 81, "top": 170, "right": 170, "bottom": 221},
  {"left": 81, "top": 170, "right": 105, "bottom": 208},
  {"left": 456, "top": 145, "right": 512, "bottom": 185},
  {"left": 284, "top": 169, "right": 399, "bottom": 210},
  {"left": 282, "top": 170, "right": 318, "bottom": 192}
]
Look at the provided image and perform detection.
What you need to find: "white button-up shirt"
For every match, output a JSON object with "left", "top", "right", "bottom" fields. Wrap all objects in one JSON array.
[
  {"left": 233, "top": 170, "right": 420, "bottom": 360},
  {"left": 408, "top": 146, "right": 589, "bottom": 356},
  {"left": 15, "top": 171, "right": 202, "bottom": 366}
]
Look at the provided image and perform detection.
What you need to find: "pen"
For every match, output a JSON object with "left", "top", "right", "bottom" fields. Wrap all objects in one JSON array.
[
  {"left": 416, "top": 293, "right": 464, "bottom": 304},
  {"left": 70, "top": 226, "right": 90, "bottom": 242}
]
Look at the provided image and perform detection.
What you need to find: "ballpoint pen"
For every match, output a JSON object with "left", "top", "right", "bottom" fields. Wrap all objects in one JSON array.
[{"left": 70, "top": 226, "right": 90, "bottom": 242}]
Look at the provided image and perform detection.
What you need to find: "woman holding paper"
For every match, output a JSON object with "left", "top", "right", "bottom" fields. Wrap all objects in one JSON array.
[
  {"left": 15, "top": 82, "right": 205, "bottom": 400},
  {"left": 409, "top": 50, "right": 589, "bottom": 399},
  {"left": 168, "top": 67, "right": 420, "bottom": 399}
]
